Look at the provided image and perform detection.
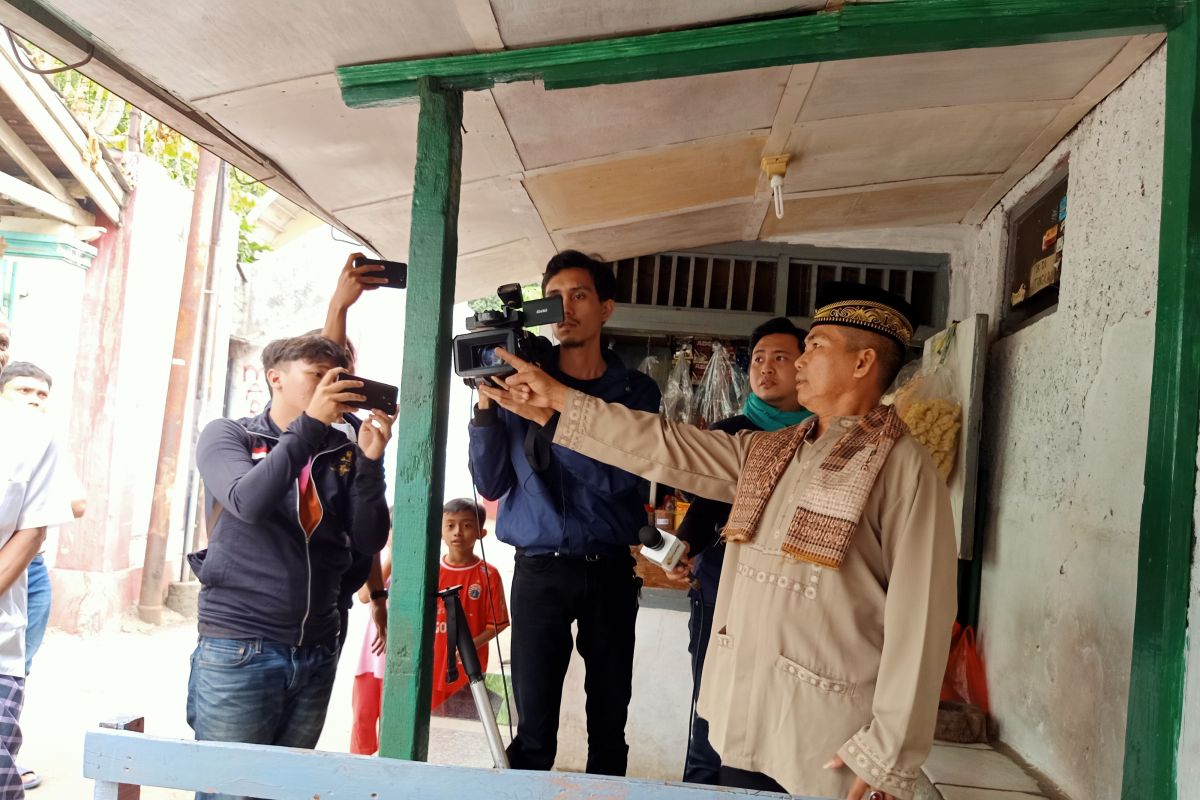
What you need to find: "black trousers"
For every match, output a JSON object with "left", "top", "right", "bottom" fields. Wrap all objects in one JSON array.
[
  {"left": 683, "top": 599, "right": 721, "bottom": 784},
  {"left": 506, "top": 553, "right": 640, "bottom": 776},
  {"left": 718, "top": 765, "right": 789, "bottom": 793}
]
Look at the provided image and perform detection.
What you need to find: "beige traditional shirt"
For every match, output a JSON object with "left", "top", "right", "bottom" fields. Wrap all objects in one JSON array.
[{"left": 554, "top": 390, "right": 957, "bottom": 799}]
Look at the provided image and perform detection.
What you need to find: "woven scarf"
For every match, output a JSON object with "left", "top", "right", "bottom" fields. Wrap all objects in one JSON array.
[{"left": 723, "top": 405, "right": 907, "bottom": 568}]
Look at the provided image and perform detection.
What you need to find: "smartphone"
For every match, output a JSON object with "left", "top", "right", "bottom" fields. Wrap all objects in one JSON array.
[
  {"left": 353, "top": 256, "right": 407, "bottom": 289},
  {"left": 341, "top": 374, "right": 398, "bottom": 416}
]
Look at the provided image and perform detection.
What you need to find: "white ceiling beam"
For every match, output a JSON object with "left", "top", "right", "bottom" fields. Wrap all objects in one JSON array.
[
  {"left": 0, "top": 113, "right": 75, "bottom": 205},
  {"left": 0, "top": 168, "right": 93, "bottom": 225},
  {"left": 0, "top": 45, "right": 122, "bottom": 222},
  {"left": 742, "top": 63, "right": 819, "bottom": 241}
]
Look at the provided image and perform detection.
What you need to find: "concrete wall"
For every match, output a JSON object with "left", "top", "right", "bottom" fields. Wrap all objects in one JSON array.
[{"left": 949, "top": 48, "right": 1165, "bottom": 799}]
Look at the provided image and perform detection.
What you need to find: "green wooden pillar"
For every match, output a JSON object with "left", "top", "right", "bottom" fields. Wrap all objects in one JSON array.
[
  {"left": 379, "top": 77, "right": 463, "bottom": 761},
  {"left": 1122, "top": 10, "right": 1200, "bottom": 799}
]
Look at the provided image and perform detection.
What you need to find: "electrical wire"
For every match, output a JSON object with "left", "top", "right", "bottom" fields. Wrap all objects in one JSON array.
[
  {"left": 6, "top": 28, "right": 94, "bottom": 74},
  {"left": 466, "top": 385, "right": 515, "bottom": 743}
]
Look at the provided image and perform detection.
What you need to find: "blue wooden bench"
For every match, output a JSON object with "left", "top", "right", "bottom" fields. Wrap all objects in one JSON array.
[{"left": 84, "top": 722, "right": 823, "bottom": 799}]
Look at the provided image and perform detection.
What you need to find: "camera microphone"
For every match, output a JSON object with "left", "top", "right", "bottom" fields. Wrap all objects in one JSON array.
[{"left": 638, "top": 525, "right": 686, "bottom": 572}]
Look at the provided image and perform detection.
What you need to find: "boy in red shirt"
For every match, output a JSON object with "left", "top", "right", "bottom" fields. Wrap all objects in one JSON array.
[
  {"left": 350, "top": 498, "right": 508, "bottom": 754},
  {"left": 432, "top": 498, "right": 509, "bottom": 711}
]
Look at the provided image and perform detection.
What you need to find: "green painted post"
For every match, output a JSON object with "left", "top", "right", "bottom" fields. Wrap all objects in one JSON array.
[
  {"left": 1122, "top": 7, "right": 1200, "bottom": 798},
  {"left": 378, "top": 77, "right": 463, "bottom": 762}
]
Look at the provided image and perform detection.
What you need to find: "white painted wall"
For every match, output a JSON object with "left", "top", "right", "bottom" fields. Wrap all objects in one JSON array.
[{"left": 951, "top": 48, "right": 1165, "bottom": 799}]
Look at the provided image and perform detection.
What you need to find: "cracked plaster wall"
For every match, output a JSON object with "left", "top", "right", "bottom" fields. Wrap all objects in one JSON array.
[{"left": 950, "top": 47, "right": 1164, "bottom": 799}]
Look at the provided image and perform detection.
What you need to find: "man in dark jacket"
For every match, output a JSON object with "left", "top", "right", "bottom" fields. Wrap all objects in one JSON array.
[
  {"left": 468, "top": 250, "right": 660, "bottom": 776},
  {"left": 672, "top": 317, "right": 811, "bottom": 787},
  {"left": 188, "top": 334, "right": 391, "bottom": 795}
]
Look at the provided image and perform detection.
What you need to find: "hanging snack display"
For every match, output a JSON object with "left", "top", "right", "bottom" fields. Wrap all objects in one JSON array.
[
  {"left": 693, "top": 343, "right": 742, "bottom": 428},
  {"left": 893, "top": 324, "right": 963, "bottom": 482},
  {"left": 662, "top": 346, "right": 694, "bottom": 423}
]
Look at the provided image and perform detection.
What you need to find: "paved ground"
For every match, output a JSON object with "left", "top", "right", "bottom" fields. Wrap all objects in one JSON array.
[{"left": 19, "top": 605, "right": 498, "bottom": 799}]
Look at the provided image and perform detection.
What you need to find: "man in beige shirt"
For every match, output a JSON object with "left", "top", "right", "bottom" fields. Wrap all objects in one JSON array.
[{"left": 480, "top": 282, "right": 956, "bottom": 800}]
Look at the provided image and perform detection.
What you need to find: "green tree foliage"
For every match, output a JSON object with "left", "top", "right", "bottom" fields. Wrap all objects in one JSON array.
[{"left": 20, "top": 41, "right": 271, "bottom": 264}]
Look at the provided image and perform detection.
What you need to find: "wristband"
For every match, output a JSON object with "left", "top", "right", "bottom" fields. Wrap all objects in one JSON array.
[{"left": 370, "top": 589, "right": 389, "bottom": 602}]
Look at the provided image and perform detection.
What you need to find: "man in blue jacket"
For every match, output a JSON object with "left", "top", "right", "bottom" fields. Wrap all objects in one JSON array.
[
  {"left": 469, "top": 250, "right": 661, "bottom": 776},
  {"left": 188, "top": 334, "right": 391, "bottom": 797}
]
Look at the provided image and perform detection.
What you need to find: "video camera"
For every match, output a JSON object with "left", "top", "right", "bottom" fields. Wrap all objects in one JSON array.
[{"left": 452, "top": 283, "right": 564, "bottom": 386}]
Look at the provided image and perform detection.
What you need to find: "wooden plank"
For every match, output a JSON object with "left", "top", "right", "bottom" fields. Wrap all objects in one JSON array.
[
  {"left": 379, "top": 77, "right": 463, "bottom": 762},
  {"left": 81, "top": 729, "right": 826, "bottom": 799},
  {"left": 337, "top": 0, "right": 1183, "bottom": 108},
  {"left": 0, "top": 114, "right": 73, "bottom": 205},
  {"left": 1121, "top": 7, "right": 1200, "bottom": 798},
  {"left": 0, "top": 168, "right": 92, "bottom": 225},
  {"left": 0, "top": 45, "right": 122, "bottom": 222}
]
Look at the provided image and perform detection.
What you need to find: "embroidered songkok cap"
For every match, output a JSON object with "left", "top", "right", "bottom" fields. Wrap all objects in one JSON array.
[{"left": 811, "top": 282, "right": 915, "bottom": 347}]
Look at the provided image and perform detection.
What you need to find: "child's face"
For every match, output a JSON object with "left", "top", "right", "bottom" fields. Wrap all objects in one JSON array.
[{"left": 441, "top": 511, "right": 483, "bottom": 551}]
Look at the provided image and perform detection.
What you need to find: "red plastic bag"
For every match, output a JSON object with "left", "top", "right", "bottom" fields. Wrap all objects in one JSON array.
[{"left": 941, "top": 622, "right": 990, "bottom": 715}]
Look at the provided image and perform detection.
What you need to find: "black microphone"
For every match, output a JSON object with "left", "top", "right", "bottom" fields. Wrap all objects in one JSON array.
[{"left": 638, "top": 525, "right": 665, "bottom": 549}]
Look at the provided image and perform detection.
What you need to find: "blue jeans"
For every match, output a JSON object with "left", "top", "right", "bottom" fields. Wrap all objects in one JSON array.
[
  {"left": 186, "top": 637, "right": 338, "bottom": 800},
  {"left": 683, "top": 599, "right": 721, "bottom": 785},
  {"left": 24, "top": 555, "right": 50, "bottom": 676}
]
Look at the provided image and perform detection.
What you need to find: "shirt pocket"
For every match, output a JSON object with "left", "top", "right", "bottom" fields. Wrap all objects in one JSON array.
[{"left": 775, "top": 653, "right": 855, "bottom": 698}]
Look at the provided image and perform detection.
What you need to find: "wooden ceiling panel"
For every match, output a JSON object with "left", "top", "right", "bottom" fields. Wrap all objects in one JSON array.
[
  {"left": 782, "top": 103, "right": 1062, "bottom": 193},
  {"left": 196, "top": 80, "right": 512, "bottom": 214},
  {"left": 45, "top": 0, "right": 483, "bottom": 101},
  {"left": 525, "top": 134, "right": 767, "bottom": 231},
  {"left": 760, "top": 176, "right": 996, "bottom": 237},
  {"left": 553, "top": 202, "right": 752, "bottom": 261},
  {"left": 799, "top": 36, "right": 1131, "bottom": 122},
  {"left": 490, "top": 0, "right": 828, "bottom": 48},
  {"left": 493, "top": 68, "right": 789, "bottom": 169}
]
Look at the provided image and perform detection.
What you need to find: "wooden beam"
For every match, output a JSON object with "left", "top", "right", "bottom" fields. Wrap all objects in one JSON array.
[
  {"left": 83, "top": 728, "right": 827, "bottom": 799},
  {"left": 1122, "top": 6, "right": 1200, "bottom": 798},
  {"left": 0, "top": 44, "right": 121, "bottom": 222},
  {"left": 0, "top": 168, "right": 92, "bottom": 224},
  {"left": 338, "top": 0, "right": 1183, "bottom": 108},
  {"left": 378, "top": 77, "right": 462, "bottom": 762},
  {"left": 0, "top": 113, "right": 73, "bottom": 205}
]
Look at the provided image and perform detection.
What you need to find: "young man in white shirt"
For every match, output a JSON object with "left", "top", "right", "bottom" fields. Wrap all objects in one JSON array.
[{"left": 0, "top": 403, "right": 75, "bottom": 796}]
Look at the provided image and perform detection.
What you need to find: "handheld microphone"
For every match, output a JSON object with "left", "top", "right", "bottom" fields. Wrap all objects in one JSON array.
[{"left": 638, "top": 525, "right": 686, "bottom": 572}]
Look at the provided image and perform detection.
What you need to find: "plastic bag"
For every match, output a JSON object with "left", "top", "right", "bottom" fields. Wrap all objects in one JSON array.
[
  {"left": 893, "top": 325, "right": 963, "bottom": 482},
  {"left": 636, "top": 354, "right": 667, "bottom": 395},
  {"left": 940, "top": 622, "right": 990, "bottom": 714},
  {"left": 662, "top": 348, "right": 694, "bottom": 423},
  {"left": 693, "top": 343, "right": 740, "bottom": 427}
]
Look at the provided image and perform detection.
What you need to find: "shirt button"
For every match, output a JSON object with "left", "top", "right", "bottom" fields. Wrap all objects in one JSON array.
[{"left": 804, "top": 587, "right": 817, "bottom": 599}]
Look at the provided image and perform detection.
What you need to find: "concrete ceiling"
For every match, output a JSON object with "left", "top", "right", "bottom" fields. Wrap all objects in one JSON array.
[{"left": 0, "top": 1, "right": 1165, "bottom": 299}]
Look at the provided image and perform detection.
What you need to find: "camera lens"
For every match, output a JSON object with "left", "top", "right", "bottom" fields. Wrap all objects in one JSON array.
[{"left": 479, "top": 346, "right": 503, "bottom": 368}]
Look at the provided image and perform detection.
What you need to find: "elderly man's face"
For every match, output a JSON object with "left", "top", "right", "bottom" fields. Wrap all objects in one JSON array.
[{"left": 794, "top": 326, "right": 864, "bottom": 412}]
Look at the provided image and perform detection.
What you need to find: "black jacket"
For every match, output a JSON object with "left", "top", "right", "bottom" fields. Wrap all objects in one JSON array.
[
  {"left": 189, "top": 406, "right": 389, "bottom": 646},
  {"left": 674, "top": 414, "right": 760, "bottom": 603}
]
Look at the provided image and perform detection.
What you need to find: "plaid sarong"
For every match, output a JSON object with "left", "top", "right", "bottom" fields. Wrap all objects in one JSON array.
[
  {"left": 0, "top": 674, "right": 25, "bottom": 799},
  {"left": 723, "top": 405, "right": 907, "bottom": 568}
]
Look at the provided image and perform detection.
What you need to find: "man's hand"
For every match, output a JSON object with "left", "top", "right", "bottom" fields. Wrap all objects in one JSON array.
[
  {"left": 477, "top": 348, "right": 569, "bottom": 419},
  {"left": 664, "top": 546, "right": 693, "bottom": 587},
  {"left": 370, "top": 599, "right": 388, "bottom": 656},
  {"left": 332, "top": 252, "right": 388, "bottom": 310},
  {"left": 825, "top": 755, "right": 894, "bottom": 800},
  {"left": 306, "top": 368, "right": 365, "bottom": 425},
  {"left": 359, "top": 410, "right": 396, "bottom": 461}
]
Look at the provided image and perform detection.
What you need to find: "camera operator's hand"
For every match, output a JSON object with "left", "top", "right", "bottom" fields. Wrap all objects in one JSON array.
[
  {"left": 333, "top": 252, "right": 389, "bottom": 310},
  {"left": 359, "top": 409, "right": 396, "bottom": 462},
  {"left": 306, "top": 368, "right": 365, "bottom": 425},
  {"left": 479, "top": 348, "right": 569, "bottom": 415}
]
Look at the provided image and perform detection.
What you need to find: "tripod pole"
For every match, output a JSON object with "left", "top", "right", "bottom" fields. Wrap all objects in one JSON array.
[{"left": 437, "top": 586, "right": 509, "bottom": 768}]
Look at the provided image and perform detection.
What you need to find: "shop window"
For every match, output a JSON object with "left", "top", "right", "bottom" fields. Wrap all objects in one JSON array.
[{"left": 1002, "top": 166, "right": 1068, "bottom": 335}]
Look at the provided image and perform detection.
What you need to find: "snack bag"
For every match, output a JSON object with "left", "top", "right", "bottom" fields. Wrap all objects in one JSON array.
[
  {"left": 663, "top": 348, "right": 694, "bottom": 423},
  {"left": 894, "top": 325, "right": 963, "bottom": 482},
  {"left": 694, "top": 343, "right": 740, "bottom": 428}
]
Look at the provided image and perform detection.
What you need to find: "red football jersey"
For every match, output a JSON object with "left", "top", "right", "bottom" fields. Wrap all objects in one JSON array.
[{"left": 431, "top": 557, "right": 509, "bottom": 710}]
